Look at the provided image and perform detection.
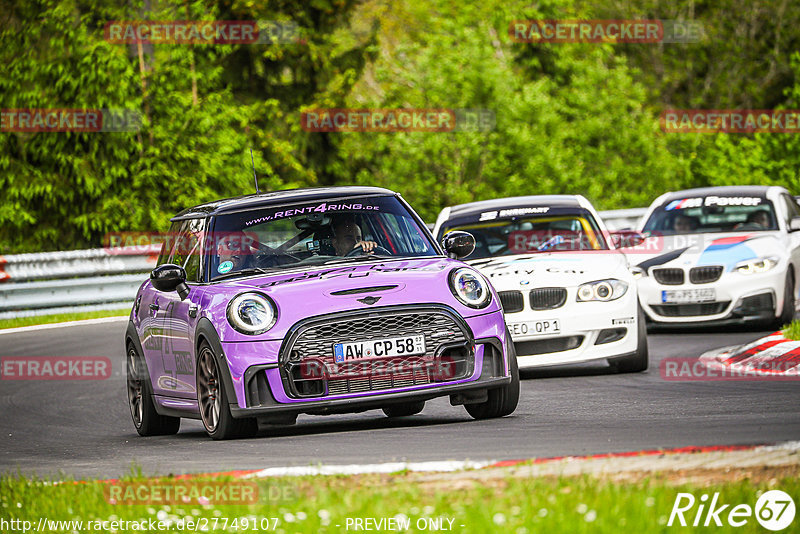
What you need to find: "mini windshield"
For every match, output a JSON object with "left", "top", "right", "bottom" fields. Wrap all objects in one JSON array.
[
  {"left": 643, "top": 196, "right": 777, "bottom": 235},
  {"left": 439, "top": 208, "right": 608, "bottom": 260},
  {"left": 207, "top": 195, "right": 437, "bottom": 280}
]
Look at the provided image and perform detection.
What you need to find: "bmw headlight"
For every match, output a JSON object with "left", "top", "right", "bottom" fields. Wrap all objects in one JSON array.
[
  {"left": 227, "top": 292, "right": 277, "bottom": 335},
  {"left": 735, "top": 256, "right": 779, "bottom": 275},
  {"left": 576, "top": 279, "right": 628, "bottom": 302},
  {"left": 449, "top": 268, "right": 492, "bottom": 308}
]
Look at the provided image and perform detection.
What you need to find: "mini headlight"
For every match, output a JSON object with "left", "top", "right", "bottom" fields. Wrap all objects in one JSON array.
[
  {"left": 226, "top": 292, "right": 277, "bottom": 335},
  {"left": 449, "top": 268, "right": 492, "bottom": 308},
  {"left": 577, "top": 279, "right": 628, "bottom": 302},
  {"left": 735, "top": 256, "right": 779, "bottom": 275}
]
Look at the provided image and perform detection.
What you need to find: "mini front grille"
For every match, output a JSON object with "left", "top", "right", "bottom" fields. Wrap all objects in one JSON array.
[
  {"left": 650, "top": 302, "right": 730, "bottom": 317},
  {"left": 280, "top": 307, "right": 473, "bottom": 398},
  {"left": 529, "top": 287, "right": 567, "bottom": 310},
  {"left": 653, "top": 268, "right": 685, "bottom": 285},
  {"left": 689, "top": 266, "right": 723, "bottom": 284},
  {"left": 498, "top": 291, "right": 524, "bottom": 313}
]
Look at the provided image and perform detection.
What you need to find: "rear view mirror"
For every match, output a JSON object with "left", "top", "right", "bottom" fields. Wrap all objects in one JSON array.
[
  {"left": 442, "top": 231, "right": 476, "bottom": 259},
  {"left": 611, "top": 230, "right": 646, "bottom": 248},
  {"left": 790, "top": 217, "right": 800, "bottom": 232},
  {"left": 150, "top": 264, "right": 190, "bottom": 299}
]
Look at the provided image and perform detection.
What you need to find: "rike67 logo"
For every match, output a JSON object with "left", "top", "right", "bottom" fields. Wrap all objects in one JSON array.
[{"left": 669, "top": 490, "right": 795, "bottom": 531}]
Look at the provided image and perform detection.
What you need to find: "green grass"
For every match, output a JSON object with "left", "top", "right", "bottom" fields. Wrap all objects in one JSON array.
[
  {"left": 1, "top": 471, "right": 796, "bottom": 533},
  {"left": 0, "top": 308, "right": 130, "bottom": 330},
  {"left": 782, "top": 320, "right": 800, "bottom": 341}
]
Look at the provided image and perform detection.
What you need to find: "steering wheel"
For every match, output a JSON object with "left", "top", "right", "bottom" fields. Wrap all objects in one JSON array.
[
  {"left": 345, "top": 244, "right": 393, "bottom": 257},
  {"left": 254, "top": 241, "right": 300, "bottom": 262}
]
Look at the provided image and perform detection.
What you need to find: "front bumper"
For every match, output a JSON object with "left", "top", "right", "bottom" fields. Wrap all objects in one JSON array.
[
  {"left": 638, "top": 268, "right": 784, "bottom": 325},
  {"left": 505, "top": 291, "right": 640, "bottom": 369},
  {"left": 222, "top": 305, "right": 510, "bottom": 417}
]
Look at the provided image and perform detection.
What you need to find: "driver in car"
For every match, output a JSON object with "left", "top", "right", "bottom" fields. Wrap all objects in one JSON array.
[{"left": 331, "top": 216, "right": 378, "bottom": 255}]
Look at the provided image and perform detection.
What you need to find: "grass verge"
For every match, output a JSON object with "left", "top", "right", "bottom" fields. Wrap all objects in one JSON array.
[
  {"left": 782, "top": 319, "right": 800, "bottom": 340},
  {"left": 0, "top": 308, "right": 129, "bottom": 330},
  {"left": 1, "top": 470, "right": 797, "bottom": 533}
]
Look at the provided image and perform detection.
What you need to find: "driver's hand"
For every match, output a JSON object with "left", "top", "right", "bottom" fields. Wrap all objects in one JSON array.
[{"left": 356, "top": 240, "right": 378, "bottom": 253}]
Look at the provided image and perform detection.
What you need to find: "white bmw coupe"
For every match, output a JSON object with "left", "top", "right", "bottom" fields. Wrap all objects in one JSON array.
[
  {"left": 632, "top": 185, "right": 800, "bottom": 328},
  {"left": 433, "top": 195, "right": 648, "bottom": 372}
]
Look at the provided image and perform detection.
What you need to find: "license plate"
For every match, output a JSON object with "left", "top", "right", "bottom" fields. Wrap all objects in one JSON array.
[
  {"left": 508, "top": 319, "right": 561, "bottom": 337},
  {"left": 334, "top": 334, "right": 426, "bottom": 363},
  {"left": 661, "top": 289, "right": 716, "bottom": 303}
]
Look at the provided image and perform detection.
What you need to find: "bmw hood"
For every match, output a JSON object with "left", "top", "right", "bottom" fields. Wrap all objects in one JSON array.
[
  {"left": 467, "top": 252, "right": 632, "bottom": 291},
  {"left": 629, "top": 232, "right": 784, "bottom": 273}
]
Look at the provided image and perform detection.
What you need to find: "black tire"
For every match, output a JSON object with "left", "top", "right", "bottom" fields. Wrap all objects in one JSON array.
[
  {"left": 611, "top": 305, "right": 649, "bottom": 373},
  {"left": 776, "top": 271, "right": 796, "bottom": 328},
  {"left": 465, "top": 334, "right": 520, "bottom": 420},
  {"left": 382, "top": 401, "right": 425, "bottom": 418},
  {"left": 196, "top": 341, "right": 258, "bottom": 440},
  {"left": 126, "top": 342, "right": 180, "bottom": 436}
]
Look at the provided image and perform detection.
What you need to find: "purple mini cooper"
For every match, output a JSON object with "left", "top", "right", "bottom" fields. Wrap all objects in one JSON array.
[{"left": 126, "top": 187, "right": 519, "bottom": 439}]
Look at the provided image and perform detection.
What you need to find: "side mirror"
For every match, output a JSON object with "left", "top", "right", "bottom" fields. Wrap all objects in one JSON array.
[
  {"left": 790, "top": 217, "right": 800, "bottom": 232},
  {"left": 150, "top": 264, "right": 189, "bottom": 300},
  {"left": 442, "top": 231, "right": 476, "bottom": 259},
  {"left": 612, "top": 230, "right": 646, "bottom": 248}
]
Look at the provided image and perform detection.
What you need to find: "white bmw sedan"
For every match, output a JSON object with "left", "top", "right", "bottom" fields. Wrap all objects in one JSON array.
[
  {"left": 632, "top": 185, "right": 800, "bottom": 328},
  {"left": 433, "top": 195, "right": 648, "bottom": 372}
]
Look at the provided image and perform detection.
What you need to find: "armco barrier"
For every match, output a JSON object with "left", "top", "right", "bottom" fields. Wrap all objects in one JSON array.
[{"left": 0, "top": 209, "right": 645, "bottom": 318}]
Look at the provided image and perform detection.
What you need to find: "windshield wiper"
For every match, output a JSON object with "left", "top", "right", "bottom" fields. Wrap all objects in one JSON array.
[{"left": 212, "top": 267, "right": 271, "bottom": 281}]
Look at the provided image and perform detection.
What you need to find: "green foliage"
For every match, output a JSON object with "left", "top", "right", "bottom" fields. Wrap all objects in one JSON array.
[{"left": 1, "top": 0, "right": 799, "bottom": 252}]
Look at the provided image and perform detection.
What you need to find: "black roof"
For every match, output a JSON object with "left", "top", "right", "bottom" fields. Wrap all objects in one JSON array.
[
  {"left": 446, "top": 195, "right": 582, "bottom": 219},
  {"left": 171, "top": 186, "right": 396, "bottom": 220},
  {"left": 662, "top": 185, "right": 775, "bottom": 201}
]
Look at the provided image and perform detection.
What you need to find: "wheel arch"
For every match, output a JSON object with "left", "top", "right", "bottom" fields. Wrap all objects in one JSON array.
[{"left": 194, "top": 318, "right": 241, "bottom": 409}]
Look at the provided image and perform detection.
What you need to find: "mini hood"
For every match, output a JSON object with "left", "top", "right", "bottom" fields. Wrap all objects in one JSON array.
[{"left": 201, "top": 257, "right": 501, "bottom": 342}]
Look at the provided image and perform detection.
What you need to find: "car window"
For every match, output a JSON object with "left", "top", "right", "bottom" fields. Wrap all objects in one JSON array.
[
  {"left": 173, "top": 219, "right": 205, "bottom": 282},
  {"left": 156, "top": 221, "right": 183, "bottom": 266},
  {"left": 782, "top": 194, "right": 800, "bottom": 226},
  {"left": 642, "top": 195, "right": 777, "bottom": 234},
  {"left": 207, "top": 196, "right": 437, "bottom": 280},
  {"left": 438, "top": 208, "right": 608, "bottom": 260}
]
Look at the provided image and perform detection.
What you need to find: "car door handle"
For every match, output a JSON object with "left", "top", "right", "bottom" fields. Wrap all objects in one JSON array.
[{"left": 149, "top": 304, "right": 160, "bottom": 312}]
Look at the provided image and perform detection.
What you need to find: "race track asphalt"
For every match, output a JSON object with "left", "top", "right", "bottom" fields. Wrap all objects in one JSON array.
[{"left": 1, "top": 319, "right": 798, "bottom": 479}]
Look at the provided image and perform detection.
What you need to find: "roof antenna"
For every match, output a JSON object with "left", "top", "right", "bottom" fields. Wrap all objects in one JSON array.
[{"left": 250, "top": 148, "right": 260, "bottom": 193}]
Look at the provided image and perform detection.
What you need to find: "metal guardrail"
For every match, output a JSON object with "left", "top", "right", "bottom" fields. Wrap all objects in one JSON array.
[{"left": 0, "top": 209, "right": 646, "bottom": 319}]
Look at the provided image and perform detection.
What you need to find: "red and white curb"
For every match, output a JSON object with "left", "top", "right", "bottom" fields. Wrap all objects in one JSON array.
[
  {"left": 700, "top": 331, "right": 800, "bottom": 378},
  {"left": 197, "top": 443, "right": 796, "bottom": 479}
]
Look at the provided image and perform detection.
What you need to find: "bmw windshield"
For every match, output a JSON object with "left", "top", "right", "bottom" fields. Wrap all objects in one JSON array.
[
  {"left": 642, "top": 195, "right": 777, "bottom": 236},
  {"left": 439, "top": 207, "right": 608, "bottom": 260},
  {"left": 208, "top": 195, "right": 437, "bottom": 280}
]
